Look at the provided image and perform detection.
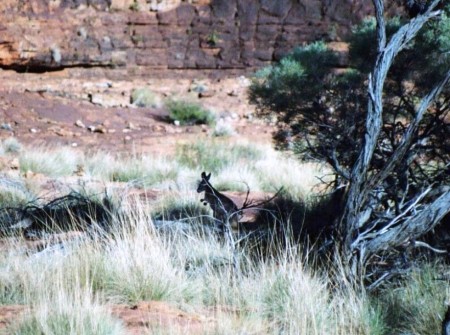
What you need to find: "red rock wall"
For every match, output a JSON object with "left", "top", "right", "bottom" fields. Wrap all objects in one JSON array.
[{"left": 0, "top": 0, "right": 402, "bottom": 72}]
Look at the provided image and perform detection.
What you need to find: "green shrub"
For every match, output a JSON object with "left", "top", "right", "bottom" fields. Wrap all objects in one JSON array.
[
  {"left": 166, "top": 100, "right": 215, "bottom": 126},
  {"left": 130, "top": 87, "right": 161, "bottom": 108}
]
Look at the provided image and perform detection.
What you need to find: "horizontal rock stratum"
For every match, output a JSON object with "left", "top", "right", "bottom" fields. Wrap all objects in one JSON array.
[{"left": 0, "top": 0, "right": 402, "bottom": 72}]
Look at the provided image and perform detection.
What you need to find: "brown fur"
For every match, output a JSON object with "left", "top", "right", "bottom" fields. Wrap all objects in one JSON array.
[{"left": 197, "top": 172, "right": 241, "bottom": 232}]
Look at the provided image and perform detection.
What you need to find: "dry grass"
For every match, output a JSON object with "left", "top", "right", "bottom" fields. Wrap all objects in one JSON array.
[{"left": 0, "top": 140, "right": 448, "bottom": 334}]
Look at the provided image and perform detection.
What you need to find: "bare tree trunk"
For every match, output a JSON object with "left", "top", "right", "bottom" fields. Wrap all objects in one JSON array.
[{"left": 339, "top": 0, "right": 447, "bottom": 278}]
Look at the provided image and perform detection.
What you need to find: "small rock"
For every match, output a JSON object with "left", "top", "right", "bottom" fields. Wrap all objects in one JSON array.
[
  {"left": 238, "top": 75, "right": 251, "bottom": 87},
  {"left": 9, "top": 158, "right": 19, "bottom": 170},
  {"left": 124, "top": 135, "right": 132, "bottom": 142},
  {"left": 108, "top": 129, "right": 116, "bottom": 134},
  {"left": 55, "top": 129, "right": 73, "bottom": 137},
  {"left": 199, "top": 90, "right": 216, "bottom": 98},
  {"left": 87, "top": 126, "right": 96, "bottom": 132},
  {"left": 122, "top": 128, "right": 132, "bottom": 133},
  {"left": 227, "top": 89, "right": 239, "bottom": 97},
  {"left": 93, "top": 126, "right": 107, "bottom": 134},
  {"left": 151, "top": 125, "right": 166, "bottom": 132},
  {"left": 94, "top": 81, "right": 113, "bottom": 89},
  {"left": 126, "top": 121, "right": 139, "bottom": 130},
  {"left": 75, "top": 120, "right": 86, "bottom": 128},
  {"left": 231, "top": 112, "right": 239, "bottom": 119},
  {"left": 1, "top": 123, "right": 13, "bottom": 131},
  {"left": 71, "top": 143, "right": 78, "bottom": 147},
  {"left": 174, "top": 120, "right": 180, "bottom": 126},
  {"left": 29, "top": 128, "right": 38, "bottom": 133}
]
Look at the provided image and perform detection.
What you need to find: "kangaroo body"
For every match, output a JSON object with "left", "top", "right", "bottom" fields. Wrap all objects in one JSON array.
[{"left": 197, "top": 172, "right": 241, "bottom": 232}]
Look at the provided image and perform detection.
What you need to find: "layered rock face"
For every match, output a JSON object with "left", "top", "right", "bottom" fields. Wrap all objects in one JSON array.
[{"left": 0, "top": 0, "right": 401, "bottom": 72}]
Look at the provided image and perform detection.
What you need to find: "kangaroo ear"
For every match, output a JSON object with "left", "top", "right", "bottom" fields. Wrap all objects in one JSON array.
[
  {"left": 206, "top": 173, "right": 211, "bottom": 180},
  {"left": 201, "top": 171, "right": 206, "bottom": 178}
]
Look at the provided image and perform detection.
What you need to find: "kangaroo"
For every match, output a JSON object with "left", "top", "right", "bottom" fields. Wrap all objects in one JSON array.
[{"left": 197, "top": 172, "right": 241, "bottom": 233}]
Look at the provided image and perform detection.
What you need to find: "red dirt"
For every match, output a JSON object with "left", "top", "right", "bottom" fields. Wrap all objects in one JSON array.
[{"left": 0, "top": 66, "right": 276, "bottom": 334}]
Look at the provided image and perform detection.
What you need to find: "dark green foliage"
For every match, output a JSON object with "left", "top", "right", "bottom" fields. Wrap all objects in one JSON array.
[
  {"left": 166, "top": 100, "right": 215, "bottom": 126},
  {"left": 250, "top": 10, "right": 450, "bottom": 215}
]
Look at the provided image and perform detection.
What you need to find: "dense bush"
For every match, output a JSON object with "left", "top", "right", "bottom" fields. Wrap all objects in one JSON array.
[{"left": 250, "top": 8, "right": 450, "bottom": 209}]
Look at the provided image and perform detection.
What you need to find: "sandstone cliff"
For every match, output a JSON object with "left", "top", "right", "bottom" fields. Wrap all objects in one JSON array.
[{"left": 0, "top": 0, "right": 402, "bottom": 72}]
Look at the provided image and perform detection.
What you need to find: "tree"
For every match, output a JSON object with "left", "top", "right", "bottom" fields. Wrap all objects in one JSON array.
[{"left": 249, "top": 0, "right": 450, "bottom": 280}]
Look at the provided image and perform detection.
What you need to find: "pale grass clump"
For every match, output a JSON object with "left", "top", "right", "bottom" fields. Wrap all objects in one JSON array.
[
  {"left": 0, "top": 243, "right": 27, "bottom": 305},
  {"left": 11, "top": 286, "right": 124, "bottom": 335},
  {"left": 377, "top": 263, "right": 450, "bottom": 335},
  {"left": 0, "top": 176, "right": 36, "bottom": 207},
  {"left": 213, "top": 165, "right": 261, "bottom": 192},
  {"left": 84, "top": 152, "right": 179, "bottom": 187},
  {"left": 19, "top": 147, "right": 82, "bottom": 177},
  {"left": 1, "top": 136, "right": 22, "bottom": 153},
  {"left": 256, "top": 150, "right": 332, "bottom": 200},
  {"left": 94, "top": 213, "right": 195, "bottom": 304},
  {"left": 175, "top": 140, "right": 265, "bottom": 174}
]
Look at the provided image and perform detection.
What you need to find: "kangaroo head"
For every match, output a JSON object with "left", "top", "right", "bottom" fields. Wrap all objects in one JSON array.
[{"left": 197, "top": 172, "right": 212, "bottom": 193}]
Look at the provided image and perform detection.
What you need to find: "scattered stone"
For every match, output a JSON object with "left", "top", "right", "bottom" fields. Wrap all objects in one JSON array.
[
  {"left": 95, "top": 82, "right": 113, "bottom": 89},
  {"left": 151, "top": 124, "right": 166, "bottom": 132},
  {"left": 227, "top": 89, "right": 239, "bottom": 97},
  {"left": 238, "top": 76, "right": 251, "bottom": 87},
  {"left": 124, "top": 135, "right": 132, "bottom": 142},
  {"left": 0, "top": 157, "right": 20, "bottom": 170},
  {"left": 122, "top": 128, "right": 132, "bottom": 133},
  {"left": 1, "top": 123, "right": 13, "bottom": 131},
  {"left": 93, "top": 126, "right": 107, "bottom": 134},
  {"left": 87, "top": 125, "right": 96, "bottom": 132},
  {"left": 244, "top": 112, "right": 254, "bottom": 121},
  {"left": 173, "top": 120, "right": 180, "bottom": 126},
  {"left": 126, "top": 121, "right": 139, "bottom": 130},
  {"left": 71, "top": 142, "right": 78, "bottom": 147},
  {"left": 9, "top": 158, "right": 19, "bottom": 170},
  {"left": 102, "top": 120, "right": 112, "bottom": 128},
  {"left": 55, "top": 128, "right": 73, "bottom": 137},
  {"left": 75, "top": 120, "right": 86, "bottom": 128},
  {"left": 108, "top": 129, "right": 116, "bottom": 134},
  {"left": 89, "top": 93, "right": 128, "bottom": 108},
  {"left": 29, "top": 128, "right": 38, "bottom": 133},
  {"left": 199, "top": 90, "right": 216, "bottom": 98}
]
